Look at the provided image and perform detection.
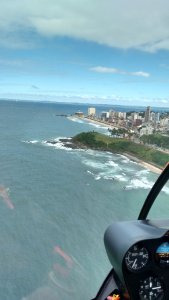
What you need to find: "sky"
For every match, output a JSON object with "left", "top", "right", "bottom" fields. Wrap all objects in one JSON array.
[{"left": 1, "top": 0, "right": 169, "bottom": 106}]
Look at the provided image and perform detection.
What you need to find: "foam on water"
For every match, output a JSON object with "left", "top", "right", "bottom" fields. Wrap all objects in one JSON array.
[
  {"left": 47, "top": 142, "right": 72, "bottom": 151},
  {"left": 124, "top": 177, "right": 154, "bottom": 190},
  {"left": 102, "top": 175, "right": 116, "bottom": 181},
  {"left": 44, "top": 142, "right": 73, "bottom": 151},
  {"left": 136, "top": 169, "right": 150, "bottom": 176},
  {"left": 82, "top": 159, "right": 106, "bottom": 170},
  {"left": 41, "top": 136, "right": 73, "bottom": 151},
  {"left": 87, "top": 170, "right": 95, "bottom": 176},
  {"left": 93, "top": 171, "right": 128, "bottom": 183},
  {"left": 87, "top": 122, "right": 108, "bottom": 130},
  {"left": 23, "top": 140, "right": 39, "bottom": 144},
  {"left": 86, "top": 149, "right": 112, "bottom": 159},
  {"left": 83, "top": 149, "right": 166, "bottom": 193},
  {"left": 24, "top": 137, "right": 156, "bottom": 193},
  {"left": 121, "top": 158, "right": 130, "bottom": 164},
  {"left": 84, "top": 157, "right": 128, "bottom": 182},
  {"left": 95, "top": 175, "right": 101, "bottom": 180},
  {"left": 113, "top": 175, "right": 128, "bottom": 182},
  {"left": 68, "top": 117, "right": 84, "bottom": 124},
  {"left": 105, "top": 161, "right": 120, "bottom": 168}
]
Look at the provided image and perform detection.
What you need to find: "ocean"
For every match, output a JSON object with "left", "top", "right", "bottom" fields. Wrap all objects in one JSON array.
[{"left": 0, "top": 100, "right": 169, "bottom": 300}]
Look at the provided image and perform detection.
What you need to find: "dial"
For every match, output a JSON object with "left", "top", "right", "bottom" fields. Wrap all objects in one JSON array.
[
  {"left": 139, "top": 276, "right": 164, "bottom": 300},
  {"left": 125, "top": 244, "right": 149, "bottom": 271}
]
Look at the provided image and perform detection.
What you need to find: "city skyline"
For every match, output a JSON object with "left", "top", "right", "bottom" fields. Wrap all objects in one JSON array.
[{"left": 1, "top": 1, "right": 169, "bottom": 107}]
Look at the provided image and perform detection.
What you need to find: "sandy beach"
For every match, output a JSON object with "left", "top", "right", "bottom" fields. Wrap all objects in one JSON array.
[
  {"left": 123, "top": 153, "right": 162, "bottom": 174},
  {"left": 139, "top": 161, "right": 162, "bottom": 174},
  {"left": 84, "top": 116, "right": 115, "bottom": 129}
]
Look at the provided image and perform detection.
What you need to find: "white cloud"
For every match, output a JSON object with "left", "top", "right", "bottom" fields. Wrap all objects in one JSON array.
[
  {"left": 90, "top": 66, "right": 119, "bottom": 74},
  {"left": 131, "top": 71, "right": 150, "bottom": 78},
  {"left": 160, "top": 99, "right": 169, "bottom": 104},
  {"left": 0, "top": 0, "right": 169, "bottom": 52},
  {"left": 90, "top": 66, "right": 150, "bottom": 77}
]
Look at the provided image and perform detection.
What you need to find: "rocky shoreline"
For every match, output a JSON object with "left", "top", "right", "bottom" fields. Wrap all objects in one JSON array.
[
  {"left": 45, "top": 137, "right": 162, "bottom": 174},
  {"left": 45, "top": 138, "right": 87, "bottom": 150}
]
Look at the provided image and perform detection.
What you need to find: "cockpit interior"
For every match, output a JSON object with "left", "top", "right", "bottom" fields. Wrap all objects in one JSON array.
[{"left": 93, "top": 163, "right": 169, "bottom": 300}]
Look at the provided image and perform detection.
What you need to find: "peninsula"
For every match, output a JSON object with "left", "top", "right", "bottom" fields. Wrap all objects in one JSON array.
[
  {"left": 72, "top": 132, "right": 168, "bottom": 171},
  {"left": 46, "top": 131, "right": 169, "bottom": 172}
]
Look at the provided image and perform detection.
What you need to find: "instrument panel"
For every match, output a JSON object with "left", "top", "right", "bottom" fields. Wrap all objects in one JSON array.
[
  {"left": 123, "top": 236, "right": 169, "bottom": 300},
  {"left": 125, "top": 244, "right": 149, "bottom": 271}
]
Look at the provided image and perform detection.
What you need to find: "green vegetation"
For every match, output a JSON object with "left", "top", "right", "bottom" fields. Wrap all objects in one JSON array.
[
  {"left": 110, "top": 128, "right": 128, "bottom": 136},
  {"left": 73, "top": 131, "right": 169, "bottom": 168},
  {"left": 140, "top": 134, "right": 169, "bottom": 149}
]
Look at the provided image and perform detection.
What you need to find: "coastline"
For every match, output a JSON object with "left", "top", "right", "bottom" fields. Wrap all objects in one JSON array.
[
  {"left": 68, "top": 115, "right": 114, "bottom": 129},
  {"left": 84, "top": 116, "right": 114, "bottom": 129},
  {"left": 46, "top": 136, "right": 163, "bottom": 175},
  {"left": 123, "top": 153, "right": 162, "bottom": 174},
  {"left": 69, "top": 116, "right": 164, "bottom": 174},
  {"left": 85, "top": 117, "right": 163, "bottom": 174}
]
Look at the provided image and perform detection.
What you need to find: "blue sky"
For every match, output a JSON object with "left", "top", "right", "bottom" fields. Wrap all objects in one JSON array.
[{"left": 1, "top": 0, "right": 169, "bottom": 107}]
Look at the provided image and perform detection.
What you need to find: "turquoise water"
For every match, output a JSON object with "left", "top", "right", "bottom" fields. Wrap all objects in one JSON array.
[{"left": 0, "top": 100, "right": 168, "bottom": 300}]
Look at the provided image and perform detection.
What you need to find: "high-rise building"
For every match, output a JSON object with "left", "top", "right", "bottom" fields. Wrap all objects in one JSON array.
[
  {"left": 88, "top": 107, "right": 96, "bottom": 116},
  {"left": 145, "top": 106, "right": 151, "bottom": 123},
  {"left": 101, "top": 111, "right": 109, "bottom": 120},
  {"left": 155, "top": 112, "right": 160, "bottom": 123},
  {"left": 150, "top": 112, "right": 155, "bottom": 122},
  {"left": 131, "top": 112, "right": 138, "bottom": 120}
]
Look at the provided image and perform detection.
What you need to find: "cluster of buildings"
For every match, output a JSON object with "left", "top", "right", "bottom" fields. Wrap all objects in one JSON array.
[{"left": 86, "top": 106, "right": 169, "bottom": 137}]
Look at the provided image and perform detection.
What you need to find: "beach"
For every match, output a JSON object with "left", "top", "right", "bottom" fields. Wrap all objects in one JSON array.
[
  {"left": 84, "top": 116, "right": 115, "bottom": 129},
  {"left": 124, "top": 153, "right": 162, "bottom": 174}
]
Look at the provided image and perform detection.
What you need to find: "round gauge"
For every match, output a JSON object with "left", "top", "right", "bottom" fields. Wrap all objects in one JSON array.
[
  {"left": 156, "top": 242, "right": 169, "bottom": 266},
  {"left": 139, "top": 276, "right": 164, "bottom": 300},
  {"left": 125, "top": 244, "right": 149, "bottom": 271}
]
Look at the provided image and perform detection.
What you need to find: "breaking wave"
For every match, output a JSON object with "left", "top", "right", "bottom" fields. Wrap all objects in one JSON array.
[
  {"left": 24, "top": 137, "right": 76, "bottom": 151},
  {"left": 105, "top": 161, "right": 120, "bottom": 168},
  {"left": 82, "top": 159, "right": 107, "bottom": 170},
  {"left": 136, "top": 169, "right": 150, "bottom": 176},
  {"left": 87, "top": 122, "right": 108, "bottom": 130},
  {"left": 124, "top": 177, "right": 154, "bottom": 190},
  {"left": 67, "top": 117, "right": 84, "bottom": 124},
  {"left": 23, "top": 140, "right": 39, "bottom": 144},
  {"left": 114, "top": 175, "right": 128, "bottom": 182},
  {"left": 43, "top": 137, "right": 73, "bottom": 151},
  {"left": 86, "top": 149, "right": 113, "bottom": 159},
  {"left": 23, "top": 137, "right": 164, "bottom": 194},
  {"left": 84, "top": 156, "right": 128, "bottom": 182}
]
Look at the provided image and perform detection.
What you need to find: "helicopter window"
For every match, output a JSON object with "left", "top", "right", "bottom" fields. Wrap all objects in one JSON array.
[{"left": 147, "top": 178, "right": 169, "bottom": 220}]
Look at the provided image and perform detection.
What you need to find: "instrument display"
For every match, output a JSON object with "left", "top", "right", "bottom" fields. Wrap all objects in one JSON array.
[
  {"left": 156, "top": 242, "right": 169, "bottom": 266},
  {"left": 139, "top": 276, "right": 164, "bottom": 300},
  {"left": 125, "top": 244, "right": 149, "bottom": 271}
]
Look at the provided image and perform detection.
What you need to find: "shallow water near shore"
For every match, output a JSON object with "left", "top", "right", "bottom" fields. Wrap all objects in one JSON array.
[{"left": 0, "top": 100, "right": 168, "bottom": 300}]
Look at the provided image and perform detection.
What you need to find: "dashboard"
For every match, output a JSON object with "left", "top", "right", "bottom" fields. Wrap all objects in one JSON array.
[
  {"left": 104, "top": 219, "right": 169, "bottom": 300},
  {"left": 123, "top": 232, "right": 169, "bottom": 299},
  {"left": 94, "top": 165, "right": 169, "bottom": 300}
]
